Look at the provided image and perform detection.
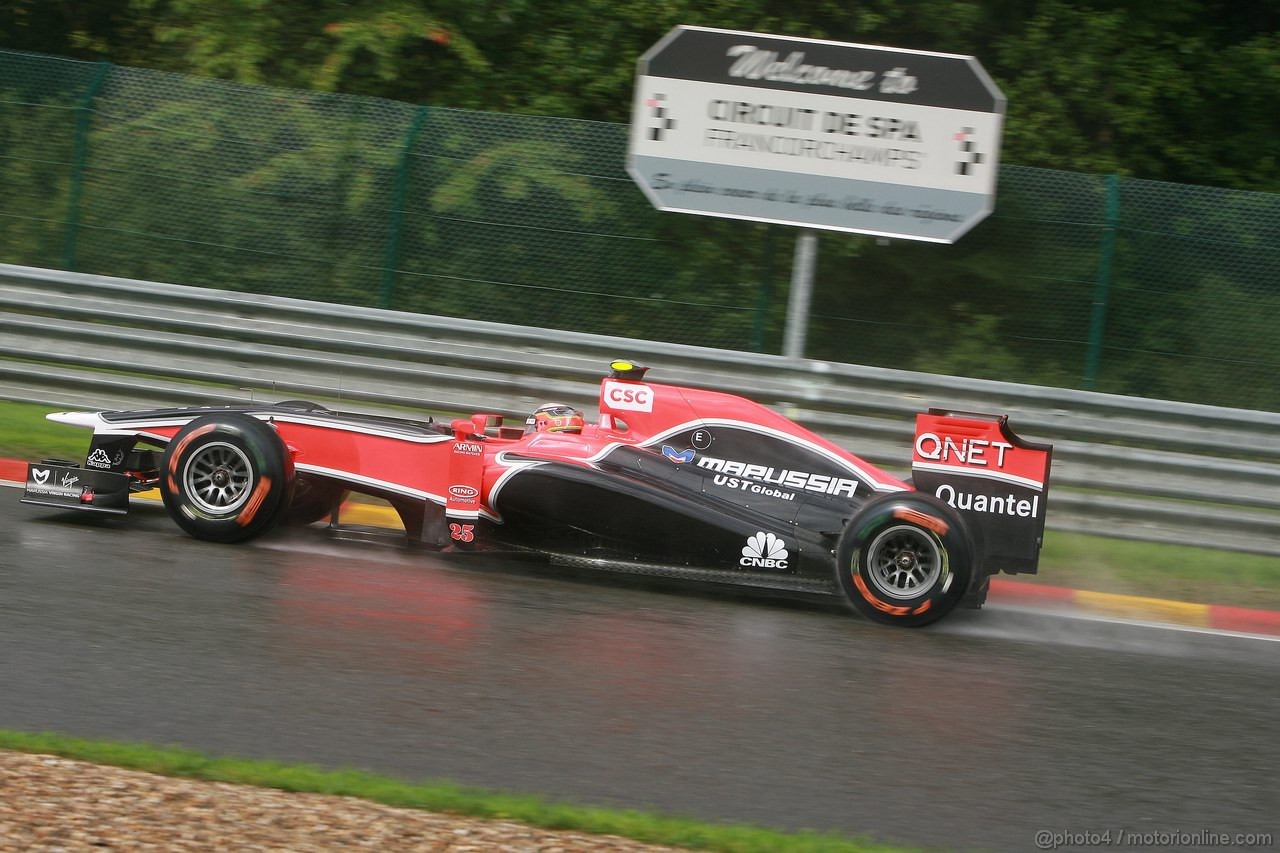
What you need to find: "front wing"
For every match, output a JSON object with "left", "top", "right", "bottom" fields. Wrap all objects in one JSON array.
[{"left": 21, "top": 461, "right": 131, "bottom": 515}]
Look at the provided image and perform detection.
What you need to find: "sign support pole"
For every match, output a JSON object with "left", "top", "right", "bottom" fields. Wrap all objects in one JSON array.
[{"left": 783, "top": 230, "right": 818, "bottom": 359}]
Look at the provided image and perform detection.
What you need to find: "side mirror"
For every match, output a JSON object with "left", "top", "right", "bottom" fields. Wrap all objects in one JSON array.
[{"left": 451, "top": 418, "right": 481, "bottom": 440}]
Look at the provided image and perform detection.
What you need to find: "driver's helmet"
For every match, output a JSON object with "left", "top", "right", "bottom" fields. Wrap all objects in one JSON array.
[{"left": 525, "top": 403, "right": 584, "bottom": 435}]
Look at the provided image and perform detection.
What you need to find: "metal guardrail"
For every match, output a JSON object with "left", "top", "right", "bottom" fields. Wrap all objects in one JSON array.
[{"left": 3, "top": 262, "right": 1279, "bottom": 556}]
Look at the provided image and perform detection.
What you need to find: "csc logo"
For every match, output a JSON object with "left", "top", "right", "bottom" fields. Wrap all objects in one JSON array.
[{"left": 603, "top": 380, "right": 653, "bottom": 413}]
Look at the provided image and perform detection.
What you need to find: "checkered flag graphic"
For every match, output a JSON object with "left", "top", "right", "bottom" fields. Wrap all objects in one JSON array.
[
  {"left": 645, "top": 94, "right": 676, "bottom": 142},
  {"left": 955, "top": 127, "right": 984, "bottom": 175}
]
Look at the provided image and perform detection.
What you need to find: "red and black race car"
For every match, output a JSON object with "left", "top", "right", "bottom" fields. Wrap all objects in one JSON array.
[{"left": 21, "top": 361, "right": 1051, "bottom": 627}]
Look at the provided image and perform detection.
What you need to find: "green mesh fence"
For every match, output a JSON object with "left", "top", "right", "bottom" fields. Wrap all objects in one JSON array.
[{"left": 2, "top": 50, "right": 1278, "bottom": 411}]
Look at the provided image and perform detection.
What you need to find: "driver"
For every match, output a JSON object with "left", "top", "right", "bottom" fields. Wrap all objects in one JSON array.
[{"left": 525, "top": 403, "right": 585, "bottom": 435}]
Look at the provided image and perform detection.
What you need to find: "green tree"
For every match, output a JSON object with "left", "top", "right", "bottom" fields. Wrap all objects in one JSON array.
[
  {"left": 1, "top": 1, "right": 1277, "bottom": 408},
  {"left": 10, "top": 0, "right": 1276, "bottom": 189},
  {"left": 130, "top": 0, "right": 487, "bottom": 92}
]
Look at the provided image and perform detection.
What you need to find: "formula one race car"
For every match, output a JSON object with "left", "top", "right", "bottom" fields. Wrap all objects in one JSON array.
[{"left": 21, "top": 361, "right": 1051, "bottom": 627}]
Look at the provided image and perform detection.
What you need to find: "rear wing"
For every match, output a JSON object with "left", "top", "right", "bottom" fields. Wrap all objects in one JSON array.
[{"left": 911, "top": 410, "right": 1052, "bottom": 575}]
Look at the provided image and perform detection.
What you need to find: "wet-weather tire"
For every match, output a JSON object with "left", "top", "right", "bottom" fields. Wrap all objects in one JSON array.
[
  {"left": 160, "top": 413, "right": 293, "bottom": 544},
  {"left": 835, "top": 493, "right": 975, "bottom": 627}
]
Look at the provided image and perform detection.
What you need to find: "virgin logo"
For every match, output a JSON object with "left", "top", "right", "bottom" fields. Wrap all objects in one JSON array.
[
  {"left": 449, "top": 485, "right": 479, "bottom": 500},
  {"left": 603, "top": 380, "right": 653, "bottom": 412}
]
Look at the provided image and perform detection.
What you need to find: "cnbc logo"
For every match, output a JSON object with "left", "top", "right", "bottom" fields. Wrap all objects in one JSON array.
[{"left": 740, "top": 531, "right": 789, "bottom": 569}]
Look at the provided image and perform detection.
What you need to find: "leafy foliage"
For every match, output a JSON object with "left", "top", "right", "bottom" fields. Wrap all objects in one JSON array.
[
  {"left": 0, "top": 2, "right": 1277, "bottom": 409},
  {"left": 5, "top": 0, "right": 1274, "bottom": 188}
]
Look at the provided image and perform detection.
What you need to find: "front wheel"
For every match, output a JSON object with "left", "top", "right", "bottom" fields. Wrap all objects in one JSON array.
[
  {"left": 835, "top": 494, "right": 974, "bottom": 627},
  {"left": 161, "top": 413, "right": 293, "bottom": 543}
]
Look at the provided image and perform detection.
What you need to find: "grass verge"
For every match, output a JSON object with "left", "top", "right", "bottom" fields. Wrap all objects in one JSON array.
[
  {"left": 3, "top": 398, "right": 1278, "bottom": 610},
  {"left": 0, "top": 399, "right": 95, "bottom": 462},
  {"left": 1031, "top": 532, "right": 1280, "bottom": 611},
  {"left": 0, "top": 730, "right": 911, "bottom": 853}
]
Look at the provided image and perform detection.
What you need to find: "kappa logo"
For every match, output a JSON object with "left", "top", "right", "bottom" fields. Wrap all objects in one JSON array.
[
  {"left": 740, "top": 531, "right": 789, "bottom": 570},
  {"left": 86, "top": 448, "right": 113, "bottom": 469},
  {"left": 32, "top": 468, "right": 50, "bottom": 485},
  {"left": 662, "top": 445, "right": 695, "bottom": 464}
]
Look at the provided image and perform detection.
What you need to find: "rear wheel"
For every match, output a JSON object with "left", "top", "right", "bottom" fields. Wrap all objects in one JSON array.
[
  {"left": 835, "top": 494, "right": 974, "bottom": 627},
  {"left": 161, "top": 414, "right": 293, "bottom": 543}
]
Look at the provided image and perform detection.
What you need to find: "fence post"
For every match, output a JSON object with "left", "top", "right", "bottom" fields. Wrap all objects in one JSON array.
[
  {"left": 61, "top": 61, "right": 111, "bottom": 271},
  {"left": 380, "top": 105, "right": 431, "bottom": 309},
  {"left": 1084, "top": 174, "right": 1120, "bottom": 389},
  {"left": 750, "top": 226, "right": 776, "bottom": 352}
]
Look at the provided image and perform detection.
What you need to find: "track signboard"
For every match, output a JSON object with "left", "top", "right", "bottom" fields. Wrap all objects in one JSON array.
[{"left": 627, "top": 26, "right": 1006, "bottom": 243}]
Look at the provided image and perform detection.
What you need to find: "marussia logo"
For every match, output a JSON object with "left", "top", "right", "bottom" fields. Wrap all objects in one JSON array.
[
  {"left": 740, "top": 531, "right": 789, "bottom": 569},
  {"left": 662, "top": 445, "right": 695, "bottom": 464},
  {"left": 86, "top": 449, "right": 113, "bottom": 469},
  {"left": 32, "top": 468, "right": 50, "bottom": 485}
]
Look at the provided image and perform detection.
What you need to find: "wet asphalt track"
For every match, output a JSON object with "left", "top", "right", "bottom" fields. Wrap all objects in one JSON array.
[{"left": 1, "top": 491, "right": 1277, "bottom": 852}]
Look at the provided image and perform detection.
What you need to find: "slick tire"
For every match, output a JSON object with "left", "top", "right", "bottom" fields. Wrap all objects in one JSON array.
[
  {"left": 161, "top": 413, "right": 293, "bottom": 544},
  {"left": 835, "top": 493, "right": 975, "bottom": 627}
]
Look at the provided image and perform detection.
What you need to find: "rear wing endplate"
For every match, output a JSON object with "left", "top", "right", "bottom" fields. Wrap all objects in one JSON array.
[{"left": 911, "top": 410, "right": 1052, "bottom": 575}]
